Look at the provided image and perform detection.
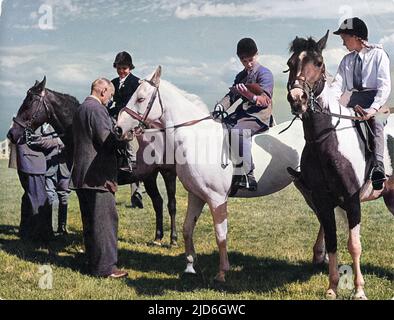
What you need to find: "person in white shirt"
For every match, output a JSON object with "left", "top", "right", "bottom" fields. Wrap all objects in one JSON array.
[{"left": 331, "top": 17, "right": 391, "bottom": 190}]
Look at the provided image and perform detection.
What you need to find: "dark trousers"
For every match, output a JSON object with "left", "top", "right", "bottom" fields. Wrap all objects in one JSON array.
[
  {"left": 46, "top": 163, "right": 71, "bottom": 230},
  {"left": 76, "top": 189, "right": 118, "bottom": 276},
  {"left": 349, "top": 91, "right": 387, "bottom": 163},
  {"left": 18, "top": 171, "right": 53, "bottom": 241}
]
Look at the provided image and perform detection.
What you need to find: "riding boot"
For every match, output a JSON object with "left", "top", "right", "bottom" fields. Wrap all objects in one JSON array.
[
  {"left": 370, "top": 160, "right": 386, "bottom": 190},
  {"left": 246, "top": 171, "right": 258, "bottom": 191},
  {"left": 232, "top": 171, "right": 257, "bottom": 191},
  {"left": 57, "top": 203, "right": 68, "bottom": 235},
  {"left": 367, "top": 117, "right": 386, "bottom": 190}
]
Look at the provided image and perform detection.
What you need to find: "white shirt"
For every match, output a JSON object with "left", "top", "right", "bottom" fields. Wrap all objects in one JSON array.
[
  {"left": 118, "top": 73, "right": 130, "bottom": 90},
  {"left": 330, "top": 44, "right": 391, "bottom": 111}
]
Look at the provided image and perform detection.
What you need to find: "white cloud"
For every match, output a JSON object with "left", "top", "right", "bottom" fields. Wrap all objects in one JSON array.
[
  {"left": 0, "top": 45, "right": 57, "bottom": 68},
  {"left": 380, "top": 33, "right": 394, "bottom": 46},
  {"left": 174, "top": 0, "right": 394, "bottom": 20},
  {"left": 0, "top": 44, "right": 57, "bottom": 55},
  {"left": 323, "top": 47, "right": 348, "bottom": 73},
  {"left": 259, "top": 54, "right": 288, "bottom": 76},
  {"left": 0, "top": 80, "right": 29, "bottom": 97},
  {"left": 54, "top": 64, "right": 93, "bottom": 84},
  {"left": 0, "top": 56, "right": 35, "bottom": 68}
]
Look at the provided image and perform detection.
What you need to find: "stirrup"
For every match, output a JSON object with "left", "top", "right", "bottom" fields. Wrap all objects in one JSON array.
[
  {"left": 287, "top": 167, "right": 301, "bottom": 179},
  {"left": 370, "top": 163, "right": 386, "bottom": 190}
]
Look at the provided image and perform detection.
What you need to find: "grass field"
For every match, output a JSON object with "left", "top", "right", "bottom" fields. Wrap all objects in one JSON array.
[{"left": 0, "top": 159, "right": 393, "bottom": 300}]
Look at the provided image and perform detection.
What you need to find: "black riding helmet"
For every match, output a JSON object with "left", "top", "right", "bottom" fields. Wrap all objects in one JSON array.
[
  {"left": 333, "top": 17, "right": 368, "bottom": 41},
  {"left": 113, "top": 51, "right": 135, "bottom": 69},
  {"left": 237, "top": 38, "right": 258, "bottom": 58}
]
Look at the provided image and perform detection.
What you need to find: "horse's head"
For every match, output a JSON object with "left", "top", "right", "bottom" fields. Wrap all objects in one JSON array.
[
  {"left": 115, "top": 66, "right": 163, "bottom": 140},
  {"left": 286, "top": 31, "right": 329, "bottom": 115},
  {"left": 7, "top": 77, "right": 49, "bottom": 144}
]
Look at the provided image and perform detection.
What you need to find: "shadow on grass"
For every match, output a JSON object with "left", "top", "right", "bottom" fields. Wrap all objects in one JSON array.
[
  {"left": 0, "top": 224, "right": 87, "bottom": 274},
  {"left": 1, "top": 224, "right": 393, "bottom": 297},
  {"left": 122, "top": 250, "right": 325, "bottom": 296}
]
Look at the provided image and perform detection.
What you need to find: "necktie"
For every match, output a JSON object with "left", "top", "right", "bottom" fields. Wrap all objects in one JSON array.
[{"left": 353, "top": 54, "right": 363, "bottom": 91}]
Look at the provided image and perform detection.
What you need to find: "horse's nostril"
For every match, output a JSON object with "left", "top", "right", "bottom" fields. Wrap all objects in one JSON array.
[{"left": 115, "top": 126, "right": 123, "bottom": 137}]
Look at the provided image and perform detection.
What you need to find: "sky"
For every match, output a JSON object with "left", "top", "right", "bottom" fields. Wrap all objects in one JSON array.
[{"left": 1, "top": 0, "right": 394, "bottom": 138}]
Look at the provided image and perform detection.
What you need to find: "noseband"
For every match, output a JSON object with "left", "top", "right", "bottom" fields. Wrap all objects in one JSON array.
[
  {"left": 12, "top": 90, "right": 66, "bottom": 138},
  {"left": 119, "top": 80, "right": 164, "bottom": 134},
  {"left": 288, "top": 65, "right": 326, "bottom": 113},
  {"left": 12, "top": 91, "right": 50, "bottom": 132}
]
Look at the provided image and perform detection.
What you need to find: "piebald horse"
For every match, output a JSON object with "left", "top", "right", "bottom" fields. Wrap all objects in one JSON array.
[
  {"left": 286, "top": 31, "right": 394, "bottom": 299},
  {"left": 115, "top": 67, "right": 307, "bottom": 282}
]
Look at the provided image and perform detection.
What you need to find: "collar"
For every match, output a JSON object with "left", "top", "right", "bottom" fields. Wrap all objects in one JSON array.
[
  {"left": 88, "top": 95, "right": 103, "bottom": 106},
  {"left": 246, "top": 62, "right": 261, "bottom": 75},
  {"left": 119, "top": 73, "right": 131, "bottom": 83}
]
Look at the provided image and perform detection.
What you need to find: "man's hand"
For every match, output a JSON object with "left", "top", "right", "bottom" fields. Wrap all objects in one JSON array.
[
  {"left": 354, "top": 105, "right": 377, "bottom": 121},
  {"left": 255, "top": 94, "right": 271, "bottom": 107}
]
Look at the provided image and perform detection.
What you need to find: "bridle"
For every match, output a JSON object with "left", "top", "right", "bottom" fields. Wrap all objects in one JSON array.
[
  {"left": 119, "top": 80, "right": 211, "bottom": 136},
  {"left": 12, "top": 89, "right": 66, "bottom": 136},
  {"left": 12, "top": 91, "right": 50, "bottom": 133},
  {"left": 280, "top": 59, "right": 367, "bottom": 135},
  {"left": 287, "top": 62, "right": 366, "bottom": 121},
  {"left": 119, "top": 80, "right": 164, "bottom": 134},
  {"left": 287, "top": 62, "right": 327, "bottom": 114}
]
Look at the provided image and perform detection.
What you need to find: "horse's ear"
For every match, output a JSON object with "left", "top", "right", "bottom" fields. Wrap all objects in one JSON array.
[
  {"left": 34, "top": 80, "right": 40, "bottom": 87},
  {"left": 36, "top": 76, "right": 47, "bottom": 92},
  {"left": 317, "top": 30, "right": 329, "bottom": 52},
  {"left": 150, "top": 66, "right": 162, "bottom": 87}
]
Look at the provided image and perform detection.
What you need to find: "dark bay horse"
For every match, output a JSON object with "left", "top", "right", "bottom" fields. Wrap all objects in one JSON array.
[
  {"left": 7, "top": 77, "right": 178, "bottom": 246},
  {"left": 286, "top": 31, "right": 394, "bottom": 299}
]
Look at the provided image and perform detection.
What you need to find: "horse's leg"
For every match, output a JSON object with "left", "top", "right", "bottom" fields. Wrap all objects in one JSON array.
[
  {"left": 345, "top": 195, "right": 366, "bottom": 300},
  {"left": 292, "top": 178, "right": 327, "bottom": 265},
  {"left": 142, "top": 171, "right": 164, "bottom": 245},
  {"left": 209, "top": 201, "right": 229, "bottom": 283},
  {"left": 161, "top": 169, "right": 178, "bottom": 246},
  {"left": 313, "top": 224, "right": 327, "bottom": 265},
  {"left": 183, "top": 192, "right": 205, "bottom": 274},
  {"left": 314, "top": 196, "right": 338, "bottom": 299}
]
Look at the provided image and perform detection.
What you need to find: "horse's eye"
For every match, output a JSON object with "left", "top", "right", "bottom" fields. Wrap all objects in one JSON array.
[
  {"left": 137, "top": 97, "right": 145, "bottom": 103},
  {"left": 316, "top": 62, "right": 323, "bottom": 67}
]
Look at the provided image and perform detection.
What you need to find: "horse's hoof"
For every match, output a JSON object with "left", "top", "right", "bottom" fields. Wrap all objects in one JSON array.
[
  {"left": 184, "top": 264, "right": 197, "bottom": 275},
  {"left": 214, "top": 272, "right": 226, "bottom": 283},
  {"left": 325, "top": 289, "right": 337, "bottom": 300},
  {"left": 353, "top": 289, "right": 368, "bottom": 300}
]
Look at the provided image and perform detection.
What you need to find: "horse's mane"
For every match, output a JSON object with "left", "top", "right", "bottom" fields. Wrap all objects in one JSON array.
[
  {"left": 47, "top": 89, "right": 80, "bottom": 106},
  {"left": 289, "top": 37, "right": 320, "bottom": 54},
  {"left": 160, "top": 79, "right": 209, "bottom": 112}
]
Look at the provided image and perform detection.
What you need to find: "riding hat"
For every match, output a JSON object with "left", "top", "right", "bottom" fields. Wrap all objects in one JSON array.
[
  {"left": 333, "top": 17, "right": 368, "bottom": 41},
  {"left": 237, "top": 38, "right": 258, "bottom": 58},
  {"left": 113, "top": 51, "right": 135, "bottom": 69}
]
